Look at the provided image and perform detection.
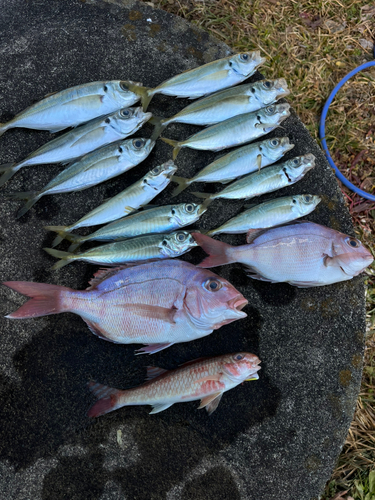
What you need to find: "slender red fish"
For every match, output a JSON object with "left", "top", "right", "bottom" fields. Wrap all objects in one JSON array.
[{"left": 88, "top": 352, "right": 261, "bottom": 417}]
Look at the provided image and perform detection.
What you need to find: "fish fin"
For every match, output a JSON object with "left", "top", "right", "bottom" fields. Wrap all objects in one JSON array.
[
  {"left": 194, "top": 374, "right": 222, "bottom": 384},
  {"left": 198, "top": 392, "right": 223, "bottom": 412},
  {"left": 178, "top": 357, "right": 210, "bottom": 368},
  {"left": 87, "top": 381, "right": 122, "bottom": 418},
  {"left": 44, "top": 90, "right": 58, "bottom": 98},
  {"left": 149, "top": 402, "right": 174, "bottom": 414},
  {"left": 6, "top": 191, "right": 42, "bottom": 219},
  {"left": 160, "top": 137, "right": 181, "bottom": 160},
  {"left": 125, "top": 83, "right": 153, "bottom": 111},
  {"left": 257, "top": 154, "right": 262, "bottom": 171},
  {"left": 145, "top": 366, "right": 169, "bottom": 381},
  {"left": 190, "top": 191, "right": 213, "bottom": 200},
  {"left": 0, "top": 123, "right": 10, "bottom": 137},
  {"left": 171, "top": 176, "right": 191, "bottom": 197},
  {"left": 192, "top": 232, "right": 234, "bottom": 268},
  {"left": 3, "top": 281, "right": 72, "bottom": 318},
  {"left": 43, "top": 248, "right": 75, "bottom": 270},
  {"left": 115, "top": 304, "right": 177, "bottom": 324},
  {"left": 44, "top": 225, "right": 72, "bottom": 247},
  {"left": 205, "top": 393, "right": 223, "bottom": 415},
  {"left": 135, "top": 343, "right": 174, "bottom": 355},
  {"left": 70, "top": 127, "right": 107, "bottom": 149},
  {"left": 83, "top": 319, "right": 113, "bottom": 342},
  {"left": 244, "top": 269, "right": 280, "bottom": 283},
  {"left": 149, "top": 116, "right": 167, "bottom": 141},
  {"left": 86, "top": 267, "right": 128, "bottom": 290},
  {"left": 246, "top": 227, "right": 270, "bottom": 244},
  {"left": 0, "top": 163, "right": 18, "bottom": 187}
]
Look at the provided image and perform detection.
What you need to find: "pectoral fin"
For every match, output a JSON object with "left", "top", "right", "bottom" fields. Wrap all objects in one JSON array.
[
  {"left": 198, "top": 392, "right": 223, "bottom": 415},
  {"left": 70, "top": 127, "right": 107, "bottom": 149},
  {"left": 149, "top": 402, "right": 174, "bottom": 414},
  {"left": 135, "top": 343, "right": 174, "bottom": 355},
  {"left": 194, "top": 374, "right": 222, "bottom": 384},
  {"left": 115, "top": 303, "right": 177, "bottom": 324},
  {"left": 146, "top": 366, "right": 169, "bottom": 380},
  {"left": 256, "top": 154, "right": 262, "bottom": 171}
]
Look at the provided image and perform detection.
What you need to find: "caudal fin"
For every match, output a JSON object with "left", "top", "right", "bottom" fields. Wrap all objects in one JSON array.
[
  {"left": 87, "top": 381, "right": 123, "bottom": 418},
  {"left": 126, "top": 83, "right": 155, "bottom": 111},
  {"left": 160, "top": 137, "right": 181, "bottom": 160},
  {"left": 192, "top": 232, "right": 234, "bottom": 268},
  {"left": 0, "top": 123, "right": 10, "bottom": 138},
  {"left": 7, "top": 191, "right": 42, "bottom": 218},
  {"left": 44, "top": 248, "right": 76, "bottom": 270},
  {"left": 171, "top": 176, "right": 192, "bottom": 197},
  {"left": 0, "top": 163, "right": 19, "bottom": 187},
  {"left": 149, "top": 116, "right": 167, "bottom": 141},
  {"left": 44, "top": 225, "right": 72, "bottom": 247},
  {"left": 3, "top": 281, "right": 73, "bottom": 319}
]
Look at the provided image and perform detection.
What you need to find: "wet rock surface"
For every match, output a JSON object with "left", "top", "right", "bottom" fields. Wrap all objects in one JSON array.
[{"left": 0, "top": 0, "right": 366, "bottom": 499}]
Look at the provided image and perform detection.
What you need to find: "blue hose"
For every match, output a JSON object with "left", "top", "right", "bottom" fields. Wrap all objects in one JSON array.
[{"left": 319, "top": 44, "right": 375, "bottom": 201}]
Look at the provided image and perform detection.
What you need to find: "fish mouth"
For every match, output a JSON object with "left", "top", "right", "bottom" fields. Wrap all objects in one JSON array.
[
  {"left": 228, "top": 296, "right": 248, "bottom": 312},
  {"left": 283, "top": 141, "right": 295, "bottom": 153}
]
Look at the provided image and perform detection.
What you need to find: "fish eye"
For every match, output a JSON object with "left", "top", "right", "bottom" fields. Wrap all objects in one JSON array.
[
  {"left": 240, "top": 53, "right": 249, "bottom": 61},
  {"left": 263, "top": 81, "right": 273, "bottom": 88},
  {"left": 234, "top": 354, "right": 244, "bottom": 361},
  {"left": 250, "top": 87, "right": 256, "bottom": 93},
  {"left": 151, "top": 166, "right": 161, "bottom": 175},
  {"left": 203, "top": 278, "right": 223, "bottom": 292},
  {"left": 105, "top": 118, "right": 111, "bottom": 124},
  {"left": 120, "top": 109, "right": 131, "bottom": 118},
  {"left": 176, "top": 232, "right": 187, "bottom": 242},
  {"left": 133, "top": 139, "right": 144, "bottom": 149},
  {"left": 185, "top": 203, "right": 195, "bottom": 212},
  {"left": 266, "top": 105, "right": 275, "bottom": 114},
  {"left": 162, "top": 240, "right": 168, "bottom": 246},
  {"left": 292, "top": 158, "right": 300, "bottom": 166},
  {"left": 303, "top": 195, "right": 312, "bottom": 203},
  {"left": 120, "top": 81, "right": 129, "bottom": 91},
  {"left": 292, "top": 198, "right": 297, "bottom": 204},
  {"left": 346, "top": 237, "right": 361, "bottom": 248},
  {"left": 271, "top": 139, "right": 279, "bottom": 146},
  {"left": 103, "top": 85, "right": 108, "bottom": 92}
]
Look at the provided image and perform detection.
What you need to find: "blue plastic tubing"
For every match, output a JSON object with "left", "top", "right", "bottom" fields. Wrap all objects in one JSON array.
[{"left": 319, "top": 48, "right": 375, "bottom": 201}]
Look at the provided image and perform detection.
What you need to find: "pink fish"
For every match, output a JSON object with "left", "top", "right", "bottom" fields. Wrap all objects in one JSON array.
[
  {"left": 192, "top": 222, "right": 373, "bottom": 287},
  {"left": 88, "top": 352, "right": 261, "bottom": 417},
  {"left": 3, "top": 260, "right": 248, "bottom": 354}
]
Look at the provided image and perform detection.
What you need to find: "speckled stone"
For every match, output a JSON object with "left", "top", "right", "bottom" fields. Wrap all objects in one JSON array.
[{"left": 0, "top": 1, "right": 366, "bottom": 499}]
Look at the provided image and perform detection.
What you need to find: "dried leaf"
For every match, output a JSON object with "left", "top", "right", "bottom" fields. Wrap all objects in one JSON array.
[
  {"left": 361, "top": 5, "right": 375, "bottom": 21},
  {"left": 324, "top": 19, "right": 347, "bottom": 33}
]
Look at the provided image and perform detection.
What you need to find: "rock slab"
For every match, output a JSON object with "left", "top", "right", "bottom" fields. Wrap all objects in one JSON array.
[{"left": 0, "top": 1, "right": 366, "bottom": 499}]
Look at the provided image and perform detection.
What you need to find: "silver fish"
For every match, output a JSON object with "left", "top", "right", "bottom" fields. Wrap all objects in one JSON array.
[
  {"left": 0, "top": 107, "right": 152, "bottom": 187},
  {"left": 192, "top": 154, "right": 315, "bottom": 202},
  {"left": 10, "top": 138, "right": 155, "bottom": 219},
  {"left": 44, "top": 231, "right": 198, "bottom": 270},
  {"left": 132, "top": 51, "right": 266, "bottom": 110},
  {"left": 171, "top": 136, "right": 294, "bottom": 197},
  {"left": 207, "top": 194, "right": 321, "bottom": 236},
  {"left": 0, "top": 80, "right": 143, "bottom": 136},
  {"left": 60, "top": 202, "right": 207, "bottom": 252},
  {"left": 156, "top": 78, "right": 290, "bottom": 130},
  {"left": 45, "top": 160, "right": 178, "bottom": 247},
  {"left": 161, "top": 103, "right": 291, "bottom": 160}
]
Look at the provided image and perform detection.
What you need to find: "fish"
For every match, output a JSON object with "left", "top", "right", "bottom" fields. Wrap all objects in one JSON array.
[
  {"left": 87, "top": 352, "right": 261, "bottom": 417},
  {"left": 130, "top": 51, "right": 266, "bottom": 110},
  {"left": 206, "top": 194, "right": 321, "bottom": 236},
  {"left": 171, "top": 136, "right": 294, "bottom": 197},
  {"left": 192, "top": 154, "right": 315, "bottom": 202},
  {"left": 3, "top": 259, "right": 248, "bottom": 352},
  {"left": 152, "top": 78, "right": 290, "bottom": 135},
  {"left": 0, "top": 80, "right": 143, "bottom": 137},
  {"left": 161, "top": 103, "right": 291, "bottom": 160},
  {"left": 45, "top": 160, "right": 177, "bottom": 247},
  {"left": 8, "top": 138, "right": 155, "bottom": 219},
  {"left": 193, "top": 222, "right": 374, "bottom": 287},
  {"left": 0, "top": 107, "right": 152, "bottom": 187},
  {"left": 56, "top": 202, "right": 208, "bottom": 252},
  {"left": 44, "top": 231, "right": 198, "bottom": 270}
]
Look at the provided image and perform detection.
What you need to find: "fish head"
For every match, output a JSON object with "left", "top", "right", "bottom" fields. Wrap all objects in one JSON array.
[
  {"left": 111, "top": 106, "right": 152, "bottom": 134},
  {"left": 258, "top": 103, "right": 291, "bottom": 129},
  {"left": 183, "top": 268, "right": 248, "bottom": 331},
  {"left": 221, "top": 353, "right": 261, "bottom": 382},
  {"left": 122, "top": 137, "right": 155, "bottom": 161},
  {"left": 330, "top": 234, "right": 374, "bottom": 277},
  {"left": 110, "top": 80, "right": 143, "bottom": 105},
  {"left": 283, "top": 153, "right": 315, "bottom": 182},
  {"left": 169, "top": 202, "right": 203, "bottom": 226},
  {"left": 229, "top": 51, "right": 266, "bottom": 77},
  {"left": 261, "top": 136, "right": 295, "bottom": 161},
  {"left": 291, "top": 194, "right": 321, "bottom": 216},
  {"left": 159, "top": 231, "right": 198, "bottom": 257},
  {"left": 143, "top": 160, "right": 178, "bottom": 189},
  {"left": 250, "top": 78, "right": 291, "bottom": 105}
]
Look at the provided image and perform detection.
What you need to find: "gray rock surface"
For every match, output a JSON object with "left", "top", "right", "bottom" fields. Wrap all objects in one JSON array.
[{"left": 0, "top": 0, "right": 366, "bottom": 499}]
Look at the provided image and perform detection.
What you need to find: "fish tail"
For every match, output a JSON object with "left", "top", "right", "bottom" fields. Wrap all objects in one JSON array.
[
  {"left": 170, "top": 176, "right": 192, "bottom": 197},
  {"left": 149, "top": 116, "right": 167, "bottom": 141},
  {"left": 3, "top": 281, "right": 73, "bottom": 319},
  {"left": 43, "top": 248, "right": 76, "bottom": 270},
  {"left": 0, "top": 123, "right": 10, "bottom": 137},
  {"left": 126, "top": 83, "right": 154, "bottom": 111},
  {"left": 44, "top": 225, "right": 72, "bottom": 247},
  {"left": 192, "top": 232, "right": 234, "bottom": 268},
  {"left": 68, "top": 239, "right": 85, "bottom": 253},
  {"left": 0, "top": 163, "right": 19, "bottom": 187},
  {"left": 160, "top": 137, "right": 181, "bottom": 160},
  {"left": 190, "top": 191, "right": 214, "bottom": 201},
  {"left": 7, "top": 191, "right": 42, "bottom": 218},
  {"left": 87, "top": 381, "right": 124, "bottom": 418}
]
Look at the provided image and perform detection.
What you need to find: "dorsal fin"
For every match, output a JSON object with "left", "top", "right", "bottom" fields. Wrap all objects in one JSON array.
[
  {"left": 246, "top": 220, "right": 310, "bottom": 244},
  {"left": 146, "top": 366, "right": 169, "bottom": 381},
  {"left": 86, "top": 266, "right": 128, "bottom": 290},
  {"left": 178, "top": 357, "right": 209, "bottom": 368}
]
